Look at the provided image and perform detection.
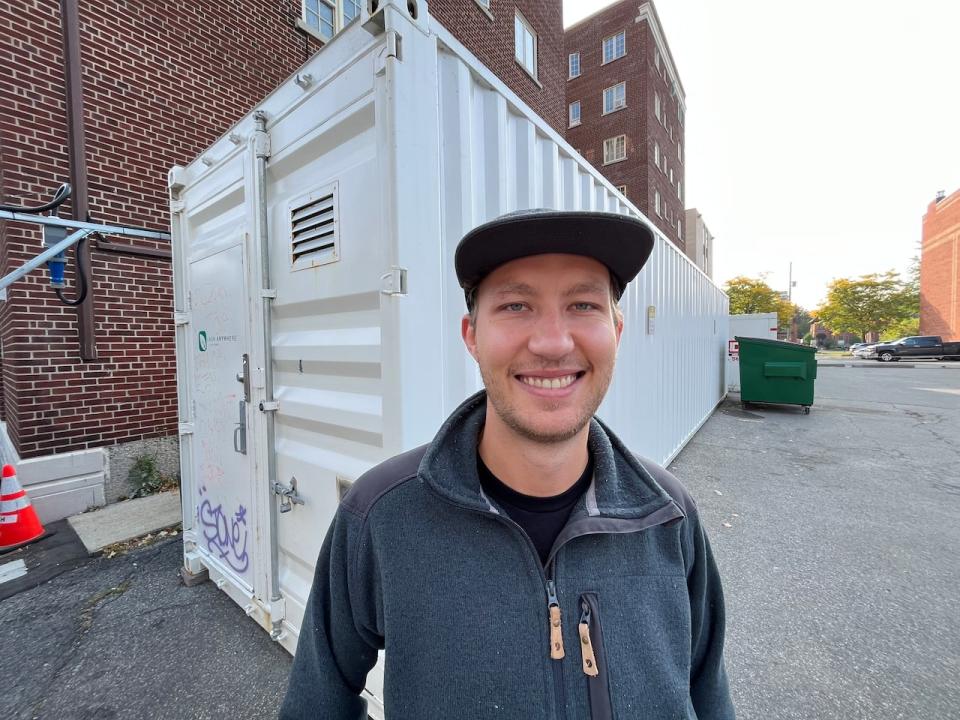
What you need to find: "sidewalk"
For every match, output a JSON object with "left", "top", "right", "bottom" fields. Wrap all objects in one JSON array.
[{"left": 67, "top": 490, "right": 182, "bottom": 554}]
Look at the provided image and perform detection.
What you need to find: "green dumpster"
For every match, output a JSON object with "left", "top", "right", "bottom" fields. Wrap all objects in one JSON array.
[{"left": 735, "top": 336, "right": 817, "bottom": 413}]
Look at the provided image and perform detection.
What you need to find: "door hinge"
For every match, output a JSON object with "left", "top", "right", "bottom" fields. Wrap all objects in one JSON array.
[{"left": 380, "top": 266, "right": 407, "bottom": 296}]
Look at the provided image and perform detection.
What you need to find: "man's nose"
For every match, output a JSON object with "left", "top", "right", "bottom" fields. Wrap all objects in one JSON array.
[{"left": 528, "top": 310, "right": 575, "bottom": 359}]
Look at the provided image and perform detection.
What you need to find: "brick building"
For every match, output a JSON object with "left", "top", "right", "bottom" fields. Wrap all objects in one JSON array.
[
  {"left": 920, "top": 188, "right": 960, "bottom": 340},
  {"left": 564, "top": 0, "right": 686, "bottom": 247},
  {"left": 684, "top": 208, "right": 713, "bottom": 279},
  {"left": 0, "top": 0, "right": 563, "bottom": 519}
]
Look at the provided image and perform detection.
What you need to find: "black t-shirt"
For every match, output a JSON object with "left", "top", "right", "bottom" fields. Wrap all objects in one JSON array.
[{"left": 477, "top": 452, "right": 594, "bottom": 566}]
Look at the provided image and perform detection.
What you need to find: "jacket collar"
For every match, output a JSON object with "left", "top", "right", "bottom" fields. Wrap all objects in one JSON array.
[{"left": 418, "top": 390, "right": 682, "bottom": 522}]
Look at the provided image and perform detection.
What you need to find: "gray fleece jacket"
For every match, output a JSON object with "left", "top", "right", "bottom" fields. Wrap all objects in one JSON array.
[{"left": 281, "top": 391, "right": 735, "bottom": 719}]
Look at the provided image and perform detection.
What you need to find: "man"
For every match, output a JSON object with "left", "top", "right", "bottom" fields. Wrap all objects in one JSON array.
[{"left": 281, "top": 209, "right": 735, "bottom": 719}]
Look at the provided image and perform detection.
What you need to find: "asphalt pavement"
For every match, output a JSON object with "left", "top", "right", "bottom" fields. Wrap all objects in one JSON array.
[
  {"left": 2, "top": 364, "right": 958, "bottom": 719},
  {"left": 670, "top": 364, "right": 960, "bottom": 719}
]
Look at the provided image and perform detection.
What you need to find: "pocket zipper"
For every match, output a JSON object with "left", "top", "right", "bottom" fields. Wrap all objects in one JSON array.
[{"left": 578, "top": 601, "right": 599, "bottom": 677}]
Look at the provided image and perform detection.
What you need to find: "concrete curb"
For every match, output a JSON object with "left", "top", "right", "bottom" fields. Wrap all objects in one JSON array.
[
  {"left": 67, "top": 489, "right": 181, "bottom": 554},
  {"left": 818, "top": 361, "right": 960, "bottom": 369}
]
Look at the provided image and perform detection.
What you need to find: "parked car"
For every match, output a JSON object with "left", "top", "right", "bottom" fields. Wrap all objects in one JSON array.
[
  {"left": 852, "top": 343, "right": 878, "bottom": 358},
  {"left": 865, "top": 336, "right": 960, "bottom": 362},
  {"left": 848, "top": 342, "right": 868, "bottom": 354}
]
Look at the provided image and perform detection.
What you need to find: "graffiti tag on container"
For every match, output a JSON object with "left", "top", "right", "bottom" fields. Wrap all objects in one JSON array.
[{"left": 198, "top": 486, "right": 250, "bottom": 574}]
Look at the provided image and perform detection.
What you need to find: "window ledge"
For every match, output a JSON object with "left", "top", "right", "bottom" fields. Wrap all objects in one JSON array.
[
  {"left": 515, "top": 59, "right": 542, "bottom": 88},
  {"left": 602, "top": 157, "right": 627, "bottom": 166},
  {"left": 472, "top": 0, "right": 494, "bottom": 21},
  {"left": 601, "top": 105, "right": 627, "bottom": 116},
  {"left": 296, "top": 18, "right": 329, "bottom": 43},
  {"left": 568, "top": 73, "right": 581, "bottom": 81},
  {"left": 601, "top": 54, "right": 626, "bottom": 66},
  {"left": 568, "top": 121, "right": 581, "bottom": 128}
]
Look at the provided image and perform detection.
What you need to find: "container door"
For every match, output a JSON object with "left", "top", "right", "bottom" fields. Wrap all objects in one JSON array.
[{"left": 189, "top": 243, "right": 255, "bottom": 592}]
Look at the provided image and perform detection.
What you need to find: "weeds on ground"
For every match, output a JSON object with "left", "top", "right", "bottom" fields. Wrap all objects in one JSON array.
[{"left": 128, "top": 455, "right": 179, "bottom": 498}]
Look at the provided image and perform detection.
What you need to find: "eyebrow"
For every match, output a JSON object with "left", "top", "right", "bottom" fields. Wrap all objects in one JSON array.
[{"left": 491, "top": 281, "right": 609, "bottom": 298}]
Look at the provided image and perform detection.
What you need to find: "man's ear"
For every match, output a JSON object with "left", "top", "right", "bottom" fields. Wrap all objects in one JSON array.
[{"left": 462, "top": 314, "right": 479, "bottom": 361}]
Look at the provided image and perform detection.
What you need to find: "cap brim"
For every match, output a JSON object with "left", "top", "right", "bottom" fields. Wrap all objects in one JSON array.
[{"left": 455, "top": 210, "right": 655, "bottom": 298}]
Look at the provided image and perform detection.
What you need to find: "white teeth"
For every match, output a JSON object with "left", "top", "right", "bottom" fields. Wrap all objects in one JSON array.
[{"left": 520, "top": 374, "right": 577, "bottom": 389}]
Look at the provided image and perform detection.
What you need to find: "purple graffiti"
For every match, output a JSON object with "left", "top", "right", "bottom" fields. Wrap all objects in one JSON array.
[{"left": 198, "top": 491, "right": 250, "bottom": 574}]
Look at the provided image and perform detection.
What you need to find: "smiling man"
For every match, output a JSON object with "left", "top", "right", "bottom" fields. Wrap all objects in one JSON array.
[{"left": 281, "top": 209, "right": 735, "bottom": 719}]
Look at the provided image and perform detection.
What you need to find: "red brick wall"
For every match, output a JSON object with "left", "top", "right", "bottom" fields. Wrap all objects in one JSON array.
[
  {"left": 0, "top": 0, "right": 321, "bottom": 458},
  {"left": 564, "top": 0, "right": 685, "bottom": 249},
  {"left": 430, "top": 0, "right": 565, "bottom": 135},
  {"left": 920, "top": 190, "right": 960, "bottom": 341},
  {"left": 0, "top": 0, "right": 563, "bottom": 460}
]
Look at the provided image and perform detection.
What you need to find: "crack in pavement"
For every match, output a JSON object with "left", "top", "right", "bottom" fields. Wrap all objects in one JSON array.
[{"left": 29, "top": 576, "right": 135, "bottom": 719}]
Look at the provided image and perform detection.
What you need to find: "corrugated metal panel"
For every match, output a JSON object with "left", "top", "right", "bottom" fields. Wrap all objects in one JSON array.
[{"left": 430, "top": 28, "right": 728, "bottom": 465}]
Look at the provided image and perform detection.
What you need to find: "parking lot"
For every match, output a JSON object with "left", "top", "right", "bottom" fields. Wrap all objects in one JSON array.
[{"left": 671, "top": 363, "right": 960, "bottom": 719}]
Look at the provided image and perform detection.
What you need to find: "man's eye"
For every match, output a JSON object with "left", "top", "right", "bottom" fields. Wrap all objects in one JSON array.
[
  {"left": 573, "top": 302, "right": 597, "bottom": 311},
  {"left": 504, "top": 303, "right": 525, "bottom": 312}
]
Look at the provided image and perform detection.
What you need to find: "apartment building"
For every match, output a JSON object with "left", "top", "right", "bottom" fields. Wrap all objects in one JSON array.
[
  {"left": 565, "top": 0, "right": 686, "bottom": 248},
  {"left": 0, "top": 0, "right": 563, "bottom": 519},
  {"left": 920, "top": 188, "right": 960, "bottom": 340},
  {"left": 684, "top": 208, "right": 713, "bottom": 278}
]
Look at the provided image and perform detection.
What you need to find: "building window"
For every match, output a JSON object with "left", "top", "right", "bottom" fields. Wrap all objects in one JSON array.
[
  {"left": 678, "top": 105, "right": 685, "bottom": 126},
  {"left": 654, "top": 91, "right": 662, "bottom": 122},
  {"left": 303, "top": 0, "right": 336, "bottom": 39},
  {"left": 602, "top": 82, "right": 626, "bottom": 114},
  {"left": 669, "top": 167, "right": 674, "bottom": 183},
  {"left": 617, "top": 185, "right": 627, "bottom": 197},
  {"left": 514, "top": 11, "right": 538, "bottom": 79},
  {"left": 569, "top": 101, "right": 581, "bottom": 127},
  {"left": 655, "top": 49, "right": 661, "bottom": 70},
  {"left": 677, "top": 180, "right": 682, "bottom": 200},
  {"left": 654, "top": 142, "right": 660, "bottom": 169},
  {"left": 603, "top": 135, "right": 626, "bottom": 164},
  {"left": 677, "top": 141, "right": 682, "bottom": 163},
  {"left": 569, "top": 52, "right": 580, "bottom": 79},
  {"left": 602, "top": 30, "right": 626, "bottom": 64},
  {"left": 677, "top": 218, "right": 682, "bottom": 238},
  {"left": 655, "top": 190, "right": 662, "bottom": 216},
  {"left": 343, "top": 0, "right": 361, "bottom": 23}
]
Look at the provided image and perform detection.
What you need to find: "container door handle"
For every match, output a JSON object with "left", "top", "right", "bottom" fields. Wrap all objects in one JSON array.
[{"left": 233, "top": 400, "right": 247, "bottom": 454}]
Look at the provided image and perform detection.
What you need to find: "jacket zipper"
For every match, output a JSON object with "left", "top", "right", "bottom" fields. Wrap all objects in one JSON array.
[
  {"left": 422, "top": 482, "right": 679, "bottom": 720},
  {"left": 579, "top": 593, "right": 613, "bottom": 720},
  {"left": 546, "top": 573, "right": 569, "bottom": 720}
]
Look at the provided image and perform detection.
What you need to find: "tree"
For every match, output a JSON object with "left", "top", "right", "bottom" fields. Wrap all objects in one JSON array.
[
  {"left": 724, "top": 276, "right": 800, "bottom": 336},
  {"left": 725, "top": 276, "right": 782, "bottom": 315},
  {"left": 814, "top": 271, "right": 916, "bottom": 340}
]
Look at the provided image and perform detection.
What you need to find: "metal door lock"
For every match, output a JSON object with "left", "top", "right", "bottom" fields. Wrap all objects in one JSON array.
[{"left": 273, "top": 476, "right": 305, "bottom": 513}]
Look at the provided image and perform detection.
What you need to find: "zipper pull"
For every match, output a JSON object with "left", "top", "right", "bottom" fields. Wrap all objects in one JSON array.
[
  {"left": 546, "top": 580, "right": 564, "bottom": 660},
  {"left": 579, "top": 601, "right": 599, "bottom": 677}
]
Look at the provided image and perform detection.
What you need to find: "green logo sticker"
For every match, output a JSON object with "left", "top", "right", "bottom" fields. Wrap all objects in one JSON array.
[{"left": 198, "top": 330, "right": 207, "bottom": 352}]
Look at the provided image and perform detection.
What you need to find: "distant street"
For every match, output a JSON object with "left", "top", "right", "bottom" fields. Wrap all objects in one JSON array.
[
  {"left": 671, "top": 364, "right": 960, "bottom": 720},
  {"left": 2, "top": 364, "right": 958, "bottom": 719}
]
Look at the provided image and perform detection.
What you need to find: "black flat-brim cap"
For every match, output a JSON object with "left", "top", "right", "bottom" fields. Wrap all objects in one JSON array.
[{"left": 455, "top": 208, "right": 655, "bottom": 305}]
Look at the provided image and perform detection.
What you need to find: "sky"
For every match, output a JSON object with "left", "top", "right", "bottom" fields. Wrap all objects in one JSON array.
[{"left": 563, "top": 0, "right": 960, "bottom": 309}]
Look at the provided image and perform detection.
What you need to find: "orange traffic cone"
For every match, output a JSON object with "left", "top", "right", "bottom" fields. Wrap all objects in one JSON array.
[{"left": 0, "top": 464, "right": 44, "bottom": 549}]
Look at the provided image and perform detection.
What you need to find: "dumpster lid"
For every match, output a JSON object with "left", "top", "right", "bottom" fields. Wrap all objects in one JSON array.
[{"left": 735, "top": 336, "right": 816, "bottom": 353}]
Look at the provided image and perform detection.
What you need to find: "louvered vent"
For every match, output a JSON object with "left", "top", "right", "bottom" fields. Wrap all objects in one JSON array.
[{"left": 290, "top": 184, "right": 339, "bottom": 270}]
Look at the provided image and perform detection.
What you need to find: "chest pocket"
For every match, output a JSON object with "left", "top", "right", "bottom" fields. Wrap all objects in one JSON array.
[{"left": 576, "top": 577, "right": 692, "bottom": 719}]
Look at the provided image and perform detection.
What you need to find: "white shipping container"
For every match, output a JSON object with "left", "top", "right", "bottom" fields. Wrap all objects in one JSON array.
[
  {"left": 168, "top": 1, "right": 728, "bottom": 714},
  {"left": 726, "top": 313, "right": 779, "bottom": 391}
]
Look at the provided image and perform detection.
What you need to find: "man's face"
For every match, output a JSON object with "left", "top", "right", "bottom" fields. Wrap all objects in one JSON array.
[{"left": 461, "top": 253, "right": 623, "bottom": 444}]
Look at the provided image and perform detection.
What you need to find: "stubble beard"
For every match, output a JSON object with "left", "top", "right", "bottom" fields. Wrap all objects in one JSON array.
[{"left": 479, "top": 361, "right": 616, "bottom": 445}]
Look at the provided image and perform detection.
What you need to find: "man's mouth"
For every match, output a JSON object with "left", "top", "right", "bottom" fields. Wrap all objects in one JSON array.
[{"left": 516, "top": 372, "right": 584, "bottom": 390}]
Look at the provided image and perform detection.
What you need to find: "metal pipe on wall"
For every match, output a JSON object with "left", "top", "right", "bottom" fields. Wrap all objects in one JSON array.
[{"left": 60, "top": 0, "right": 97, "bottom": 359}]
